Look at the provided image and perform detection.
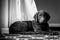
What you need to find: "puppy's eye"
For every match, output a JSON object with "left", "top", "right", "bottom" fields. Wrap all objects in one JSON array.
[
  {"left": 39, "top": 14, "right": 42, "bottom": 16},
  {"left": 39, "top": 14, "right": 44, "bottom": 16}
]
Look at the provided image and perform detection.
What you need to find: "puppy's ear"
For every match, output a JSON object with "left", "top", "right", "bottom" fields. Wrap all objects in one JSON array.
[
  {"left": 47, "top": 14, "right": 50, "bottom": 22},
  {"left": 44, "top": 12, "right": 50, "bottom": 22},
  {"left": 34, "top": 12, "right": 38, "bottom": 22}
]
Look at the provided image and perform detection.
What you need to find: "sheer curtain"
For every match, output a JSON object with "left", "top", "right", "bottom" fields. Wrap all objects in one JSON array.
[{"left": 9, "top": 0, "right": 37, "bottom": 26}]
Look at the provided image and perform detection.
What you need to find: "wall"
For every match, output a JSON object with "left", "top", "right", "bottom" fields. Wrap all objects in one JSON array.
[{"left": 35, "top": 0, "right": 60, "bottom": 24}]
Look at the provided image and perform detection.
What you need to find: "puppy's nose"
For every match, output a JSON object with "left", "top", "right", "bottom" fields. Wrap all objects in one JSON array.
[{"left": 39, "top": 17, "right": 44, "bottom": 22}]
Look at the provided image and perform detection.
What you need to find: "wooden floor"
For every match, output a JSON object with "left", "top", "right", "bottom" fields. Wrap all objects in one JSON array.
[
  {"left": 0, "top": 34, "right": 60, "bottom": 40},
  {"left": 0, "top": 31, "right": 60, "bottom": 40}
]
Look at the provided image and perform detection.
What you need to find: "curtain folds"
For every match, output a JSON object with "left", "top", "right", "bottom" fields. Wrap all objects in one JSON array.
[{"left": 9, "top": 0, "right": 37, "bottom": 26}]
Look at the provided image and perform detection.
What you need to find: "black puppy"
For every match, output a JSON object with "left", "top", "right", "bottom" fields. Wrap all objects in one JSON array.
[
  {"left": 9, "top": 21, "right": 34, "bottom": 34},
  {"left": 9, "top": 10, "right": 51, "bottom": 34},
  {"left": 33, "top": 10, "right": 51, "bottom": 33}
]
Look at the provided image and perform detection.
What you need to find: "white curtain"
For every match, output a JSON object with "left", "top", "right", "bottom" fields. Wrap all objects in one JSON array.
[{"left": 9, "top": 0, "right": 37, "bottom": 26}]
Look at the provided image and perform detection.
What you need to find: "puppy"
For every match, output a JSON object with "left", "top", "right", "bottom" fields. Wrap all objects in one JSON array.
[
  {"left": 33, "top": 10, "right": 51, "bottom": 33},
  {"left": 9, "top": 21, "right": 34, "bottom": 34},
  {"left": 9, "top": 10, "right": 51, "bottom": 34}
]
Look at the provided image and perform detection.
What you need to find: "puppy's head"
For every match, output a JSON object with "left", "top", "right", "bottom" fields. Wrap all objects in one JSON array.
[{"left": 34, "top": 10, "right": 50, "bottom": 23}]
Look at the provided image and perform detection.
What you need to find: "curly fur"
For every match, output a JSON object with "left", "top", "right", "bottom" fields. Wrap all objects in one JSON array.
[{"left": 33, "top": 10, "right": 50, "bottom": 32}]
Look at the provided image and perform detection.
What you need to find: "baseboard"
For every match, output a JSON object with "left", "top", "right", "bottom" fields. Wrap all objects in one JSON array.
[
  {"left": 1, "top": 28, "right": 9, "bottom": 34},
  {"left": 49, "top": 23, "right": 60, "bottom": 27}
]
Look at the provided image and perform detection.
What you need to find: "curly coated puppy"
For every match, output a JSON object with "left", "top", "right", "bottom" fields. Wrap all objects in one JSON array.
[
  {"left": 9, "top": 10, "right": 51, "bottom": 34},
  {"left": 33, "top": 10, "right": 51, "bottom": 33}
]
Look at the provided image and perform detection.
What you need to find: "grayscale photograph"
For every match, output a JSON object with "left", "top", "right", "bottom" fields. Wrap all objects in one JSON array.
[{"left": 0, "top": 0, "right": 60, "bottom": 40}]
